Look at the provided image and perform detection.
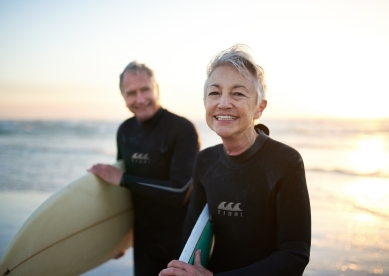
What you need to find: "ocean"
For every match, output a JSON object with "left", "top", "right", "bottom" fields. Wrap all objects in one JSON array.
[{"left": 0, "top": 118, "right": 388, "bottom": 275}]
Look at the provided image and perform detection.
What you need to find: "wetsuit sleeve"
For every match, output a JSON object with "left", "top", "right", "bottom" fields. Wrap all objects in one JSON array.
[
  {"left": 181, "top": 158, "right": 208, "bottom": 246},
  {"left": 119, "top": 123, "right": 199, "bottom": 206},
  {"left": 215, "top": 152, "right": 311, "bottom": 276},
  {"left": 116, "top": 145, "right": 122, "bottom": 160}
]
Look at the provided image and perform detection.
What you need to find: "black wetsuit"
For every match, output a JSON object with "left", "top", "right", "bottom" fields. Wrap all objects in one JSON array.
[
  {"left": 117, "top": 108, "right": 199, "bottom": 276},
  {"left": 184, "top": 126, "right": 311, "bottom": 275}
]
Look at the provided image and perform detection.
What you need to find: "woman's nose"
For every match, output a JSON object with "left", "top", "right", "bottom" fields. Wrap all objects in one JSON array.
[{"left": 218, "top": 93, "right": 232, "bottom": 109}]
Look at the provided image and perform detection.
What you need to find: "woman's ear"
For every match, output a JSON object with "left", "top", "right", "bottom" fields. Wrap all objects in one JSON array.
[{"left": 254, "top": 99, "right": 267, "bottom": 119}]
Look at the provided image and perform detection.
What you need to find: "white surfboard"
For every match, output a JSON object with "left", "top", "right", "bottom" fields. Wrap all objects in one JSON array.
[
  {"left": 0, "top": 160, "right": 133, "bottom": 276},
  {"left": 179, "top": 204, "right": 213, "bottom": 267}
]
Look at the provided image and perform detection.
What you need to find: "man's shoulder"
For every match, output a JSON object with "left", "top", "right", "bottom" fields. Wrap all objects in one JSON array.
[
  {"left": 117, "top": 117, "right": 141, "bottom": 137},
  {"left": 118, "top": 117, "right": 136, "bottom": 129},
  {"left": 162, "top": 109, "right": 197, "bottom": 133},
  {"left": 163, "top": 109, "right": 194, "bottom": 124}
]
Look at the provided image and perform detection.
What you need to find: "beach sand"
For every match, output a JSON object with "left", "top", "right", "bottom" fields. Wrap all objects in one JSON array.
[{"left": 1, "top": 170, "right": 388, "bottom": 275}]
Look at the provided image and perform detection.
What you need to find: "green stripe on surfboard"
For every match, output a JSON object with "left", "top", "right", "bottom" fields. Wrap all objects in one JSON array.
[{"left": 179, "top": 204, "right": 213, "bottom": 267}]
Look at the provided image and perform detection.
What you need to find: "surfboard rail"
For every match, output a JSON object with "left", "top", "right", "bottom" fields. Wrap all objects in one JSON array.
[
  {"left": 179, "top": 204, "right": 214, "bottom": 267},
  {"left": 0, "top": 160, "right": 134, "bottom": 276}
]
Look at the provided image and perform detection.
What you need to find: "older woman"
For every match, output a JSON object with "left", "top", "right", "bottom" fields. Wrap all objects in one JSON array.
[{"left": 160, "top": 45, "right": 311, "bottom": 276}]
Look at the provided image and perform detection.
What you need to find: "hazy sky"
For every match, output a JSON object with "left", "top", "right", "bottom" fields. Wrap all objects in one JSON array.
[{"left": 1, "top": 0, "right": 389, "bottom": 121}]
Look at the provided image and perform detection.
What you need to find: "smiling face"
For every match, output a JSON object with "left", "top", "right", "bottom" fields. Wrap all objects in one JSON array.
[
  {"left": 204, "top": 65, "right": 267, "bottom": 141},
  {"left": 121, "top": 70, "right": 160, "bottom": 122}
]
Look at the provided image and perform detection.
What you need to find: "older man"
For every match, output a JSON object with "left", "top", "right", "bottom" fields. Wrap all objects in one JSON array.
[
  {"left": 89, "top": 61, "right": 199, "bottom": 275},
  {"left": 160, "top": 45, "right": 311, "bottom": 276}
]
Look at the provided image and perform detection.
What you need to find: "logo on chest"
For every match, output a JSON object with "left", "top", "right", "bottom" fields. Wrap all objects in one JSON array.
[
  {"left": 131, "top": 153, "right": 151, "bottom": 164},
  {"left": 217, "top": 202, "right": 243, "bottom": 217}
]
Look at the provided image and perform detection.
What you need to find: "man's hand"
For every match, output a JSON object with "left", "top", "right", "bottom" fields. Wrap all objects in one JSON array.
[
  {"left": 113, "top": 249, "right": 126, "bottom": 259},
  {"left": 159, "top": 250, "right": 213, "bottom": 276},
  {"left": 87, "top": 164, "right": 124, "bottom": 186}
]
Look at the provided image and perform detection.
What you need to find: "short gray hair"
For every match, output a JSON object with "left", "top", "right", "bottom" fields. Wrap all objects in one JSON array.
[
  {"left": 119, "top": 61, "right": 159, "bottom": 94},
  {"left": 204, "top": 44, "right": 266, "bottom": 104}
]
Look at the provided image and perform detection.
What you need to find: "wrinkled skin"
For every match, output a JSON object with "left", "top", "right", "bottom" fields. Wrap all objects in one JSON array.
[{"left": 159, "top": 250, "right": 213, "bottom": 276}]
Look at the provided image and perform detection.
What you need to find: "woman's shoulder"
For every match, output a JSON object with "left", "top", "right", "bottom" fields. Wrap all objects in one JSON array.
[
  {"left": 194, "top": 144, "right": 224, "bottom": 177},
  {"left": 197, "top": 144, "right": 223, "bottom": 161},
  {"left": 264, "top": 136, "right": 303, "bottom": 161}
]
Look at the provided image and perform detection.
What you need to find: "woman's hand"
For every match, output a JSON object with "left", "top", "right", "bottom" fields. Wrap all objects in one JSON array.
[{"left": 159, "top": 250, "right": 213, "bottom": 276}]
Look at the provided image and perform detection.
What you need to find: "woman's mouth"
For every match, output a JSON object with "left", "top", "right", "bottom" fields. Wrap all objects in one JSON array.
[{"left": 215, "top": 116, "right": 237, "bottom": 121}]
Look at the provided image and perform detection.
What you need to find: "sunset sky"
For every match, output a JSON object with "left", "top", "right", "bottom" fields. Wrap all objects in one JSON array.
[{"left": 1, "top": 0, "right": 389, "bottom": 121}]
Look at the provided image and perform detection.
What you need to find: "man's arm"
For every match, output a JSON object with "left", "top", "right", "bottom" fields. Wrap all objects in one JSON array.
[
  {"left": 87, "top": 163, "right": 194, "bottom": 204},
  {"left": 121, "top": 120, "right": 199, "bottom": 205}
]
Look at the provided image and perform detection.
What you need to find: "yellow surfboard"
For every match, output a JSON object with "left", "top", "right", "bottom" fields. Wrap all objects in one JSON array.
[{"left": 0, "top": 161, "right": 133, "bottom": 276}]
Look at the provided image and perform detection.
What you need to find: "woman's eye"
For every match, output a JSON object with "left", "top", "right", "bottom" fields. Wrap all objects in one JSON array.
[
  {"left": 233, "top": 92, "right": 244, "bottom": 97},
  {"left": 208, "top": 91, "right": 220, "bottom": 96}
]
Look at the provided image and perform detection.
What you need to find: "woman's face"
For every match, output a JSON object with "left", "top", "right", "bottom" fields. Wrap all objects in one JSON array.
[{"left": 204, "top": 65, "right": 266, "bottom": 141}]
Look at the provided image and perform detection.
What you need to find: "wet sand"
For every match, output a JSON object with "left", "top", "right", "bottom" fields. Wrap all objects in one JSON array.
[{"left": 1, "top": 170, "right": 388, "bottom": 275}]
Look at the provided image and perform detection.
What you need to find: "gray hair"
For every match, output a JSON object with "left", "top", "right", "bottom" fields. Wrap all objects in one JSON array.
[
  {"left": 204, "top": 44, "right": 266, "bottom": 105},
  {"left": 119, "top": 61, "right": 159, "bottom": 94}
]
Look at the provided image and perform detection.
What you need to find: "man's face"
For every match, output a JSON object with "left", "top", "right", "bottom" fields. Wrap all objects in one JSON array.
[{"left": 121, "top": 70, "right": 160, "bottom": 122}]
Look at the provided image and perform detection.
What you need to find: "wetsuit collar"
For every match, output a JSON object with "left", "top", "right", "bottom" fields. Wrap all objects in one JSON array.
[
  {"left": 137, "top": 107, "right": 165, "bottom": 127},
  {"left": 223, "top": 128, "right": 269, "bottom": 163}
]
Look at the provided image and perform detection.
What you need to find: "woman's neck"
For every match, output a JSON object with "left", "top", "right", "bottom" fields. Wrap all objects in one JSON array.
[{"left": 222, "top": 128, "right": 258, "bottom": 156}]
